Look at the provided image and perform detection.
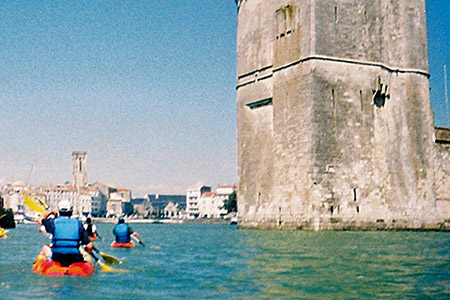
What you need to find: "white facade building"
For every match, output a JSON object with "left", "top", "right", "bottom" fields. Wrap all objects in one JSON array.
[
  {"left": 107, "top": 192, "right": 125, "bottom": 217},
  {"left": 197, "top": 192, "right": 220, "bottom": 218},
  {"left": 1, "top": 182, "right": 28, "bottom": 213},
  {"left": 186, "top": 186, "right": 211, "bottom": 218},
  {"left": 37, "top": 184, "right": 91, "bottom": 217},
  {"left": 188, "top": 185, "right": 236, "bottom": 219},
  {"left": 89, "top": 188, "right": 108, "bottom": 217}
]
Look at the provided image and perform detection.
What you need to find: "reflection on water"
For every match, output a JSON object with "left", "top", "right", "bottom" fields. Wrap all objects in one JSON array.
[
  {"left": 0, "top": 224, "right": 448, "bottom": 299},
  {"left": 238, "top": 231, "right": 450, "bottom": 299}
]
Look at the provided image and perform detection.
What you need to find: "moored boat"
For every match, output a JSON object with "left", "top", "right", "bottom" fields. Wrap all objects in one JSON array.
[
  {"left": 111, "top": 241, "right": 135, "bottom": 248},
  {"left": 32, "top": 250, "right": 95, "bottom": 276}
]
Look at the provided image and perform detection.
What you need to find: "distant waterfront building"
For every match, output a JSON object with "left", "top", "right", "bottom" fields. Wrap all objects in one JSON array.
[
  {"left": 163, "top": 201, "right": 184, "bottom": 219},
  {"left": 130, "top": 197, "right": 150, "bottom": 216},
  {"left": 198, "top": 192, "right": 220, "bottom": 218},
  {"left": 37, "top": 184, "right": 91, "bottom": 216},
  {"left": 1, "top": 151, "right": 137, "bottom": 219},
  {"left": 72, "top": 151, "right": 87, "bottom": 193},
  {"left": 88, "top": 187, "right": 108, "bottom": 217},
  {"left": 217, "top": 185, "right": 237, "bottom": 198},
  {"left": 1, "top": 182, "right": 27, "bottom": 214},
  {"left": 107, "top": 192, "right": 124, "bottom": 217},
  {"left": 197, "top": 185, "right": 237, "bottom": 219},
  {"left": 186, "top": 186, "right": 211, "bottom": 218},
  {"left": 147, "top": 194, "right": 186, "bottom": 218},
  {"left": 90, "top": 183, "right": 132, "bottom": 217}
]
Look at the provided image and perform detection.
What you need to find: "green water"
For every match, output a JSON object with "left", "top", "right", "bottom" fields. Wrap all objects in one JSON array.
[{"left": 0, "top": 224, "right": 449, "bottom": 299}]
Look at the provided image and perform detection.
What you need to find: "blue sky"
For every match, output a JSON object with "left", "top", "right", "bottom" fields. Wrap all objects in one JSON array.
[
  {"left": 1, "top": 1, "right": 449, "bottom": 196},
  {"left": 427, "top": 0, "right": 450, "bottom": 128}
]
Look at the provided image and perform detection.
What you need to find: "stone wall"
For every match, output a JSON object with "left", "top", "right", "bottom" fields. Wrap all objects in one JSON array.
[
  {"left": 435, "top": 128, "right": 450, "bottom": 222},
  {"left": 236, "top": 0, "right": 449, "bottom": 230}
]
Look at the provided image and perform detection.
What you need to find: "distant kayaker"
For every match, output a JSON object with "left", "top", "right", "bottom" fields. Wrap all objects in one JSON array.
[
  {"left": 84, "top": 217, "right": 99, "bottom": 241},
  {"left": 112, "top": 216, "right": 144, "bottom": 247},
  {"left": 39, "top": 200, "right": 93, "bottom": 267}
]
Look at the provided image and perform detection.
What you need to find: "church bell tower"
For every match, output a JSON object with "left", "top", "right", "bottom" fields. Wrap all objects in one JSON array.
[{"left": 72, "top": 151, "right": 87, "bottom": 192}]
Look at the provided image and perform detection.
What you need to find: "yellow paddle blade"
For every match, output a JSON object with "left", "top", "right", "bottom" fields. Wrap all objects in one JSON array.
[
  {"left": 31, "top": 193, "right": 48, "bottom": 210},
  {"left": 24, "top": 194, "right": 46, "bottom": 214},
  {"left": 86, "top": 250, "right": 127, "bottom": 273},
  {"left": 100, "top": 252, "right": 122, "bottom": 264},
  {"left": 98, "top": 261, "right": 127, "bottom": 273},
  {"left": 0, "top": 229, "right": 9, "bottom": 238}
]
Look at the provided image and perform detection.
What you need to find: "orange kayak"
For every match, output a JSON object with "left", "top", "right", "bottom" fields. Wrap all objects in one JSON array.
[
  {"left": 111, "top": 241, "right": 135, "bottom": 248},
  {"left": 32, "top": 251, "right": 95, "bottom": 276}
]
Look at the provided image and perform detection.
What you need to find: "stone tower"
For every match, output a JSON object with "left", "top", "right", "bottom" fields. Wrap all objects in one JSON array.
[
  {"left": 235, "top": 0, "right": 445, "bottom": 229},
  {"left": 72, "top": 151, "right": 87, "bottom": 192}
]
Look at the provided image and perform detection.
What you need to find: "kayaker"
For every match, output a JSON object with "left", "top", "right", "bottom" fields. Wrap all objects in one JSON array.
[
  {"left": 39, "top": 199, "right": 93, "bottom": 267},
  {"left": 84, "top": 217, "right": 99, "bottom": 240},
  {"left": 113, "top": 216, "right": 143, "bottom": 245}
]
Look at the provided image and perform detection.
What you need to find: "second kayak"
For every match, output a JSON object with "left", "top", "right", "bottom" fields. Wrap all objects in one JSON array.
[{"left": 111, "top": 241, "right": 135, "bottom": 248}]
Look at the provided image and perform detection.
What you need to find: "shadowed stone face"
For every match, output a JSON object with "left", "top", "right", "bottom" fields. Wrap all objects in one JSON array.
[{"left": 235, "top": 0, "right": 450, "bottom": 230}]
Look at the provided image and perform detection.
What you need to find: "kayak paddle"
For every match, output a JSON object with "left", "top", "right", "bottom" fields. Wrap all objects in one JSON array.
[
  {"left": 88, "top": 251, "right": 126, "bottom": 273},
  {"left": 93, "top": 246, "right": 122, "bottom": 264},
  {"left": 23, "top": 194, "right": 46, "bottom": 215},
  {"left": 131, "top": 234, "right": 145, "bottom": 247}
]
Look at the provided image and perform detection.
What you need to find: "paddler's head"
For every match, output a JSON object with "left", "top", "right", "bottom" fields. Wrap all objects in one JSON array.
[
  {"left": 118, "top": 216, "right": 125, "bottom": 224},
  {"left": 58, "top": 199, "right": 73, "bottom": 217}
]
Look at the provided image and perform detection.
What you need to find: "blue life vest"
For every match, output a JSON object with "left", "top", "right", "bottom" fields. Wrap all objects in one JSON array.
[
  {"left": 114, "top": 223, "right": 130, "bottom": 243},
  {"left": 52, "top": 217, "right": 81, "bottom": 255}
]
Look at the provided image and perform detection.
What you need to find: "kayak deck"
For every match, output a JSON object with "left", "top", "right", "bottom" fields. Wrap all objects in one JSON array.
[
  {"left": 111, "top": 241, "right": 135, "bottom": 248},
  {"left": 32, "top": 251, "right": 95, "bottom": 276}
]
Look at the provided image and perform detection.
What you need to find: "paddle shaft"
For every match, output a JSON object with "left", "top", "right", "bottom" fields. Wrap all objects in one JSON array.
[{"left": 131, "top": 234, "right": 145, "bottom": 247}]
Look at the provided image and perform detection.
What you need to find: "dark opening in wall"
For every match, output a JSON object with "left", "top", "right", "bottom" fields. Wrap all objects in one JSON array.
[
  {"left": 353, "top": 188, "right": 357, "bottom": 201},
  {"left": 335, "top": 6, "right": 338, "bottom": 23},
  {"left": 372, "top": 78, "right": 390, "bottom": 108},
  {"left": 330, "top": 205, "right": 334, "bottom": 215},
  {"left": 275, "top": 4, "right": 295, "bottom": 40},
  {"left": 331, "top": 89, "right": 336, "bottom": 108},
  {"left": 278, "top": 207, "right": 282, "bottom": 226},
  {"left": 359, "top": 90, "right": 363, "bottom": 111},
  {"left": 246, "top": 98, "right": 273, "bottom": 109},
  {"left": 356, "top": 206, "right": 360, "bottom": 214}
]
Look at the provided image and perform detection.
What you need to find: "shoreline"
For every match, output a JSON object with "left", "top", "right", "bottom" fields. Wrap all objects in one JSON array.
[{"left": 92, "top": 217, "right": 231, "bottom": 225}]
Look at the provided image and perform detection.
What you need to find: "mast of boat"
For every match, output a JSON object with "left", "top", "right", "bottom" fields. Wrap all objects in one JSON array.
[
  {"left": 445, "top": 64, "right": 449, "bottom": 128},
  {"left": 26, "top": 161, "right": 35, "bottom": 187}
]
